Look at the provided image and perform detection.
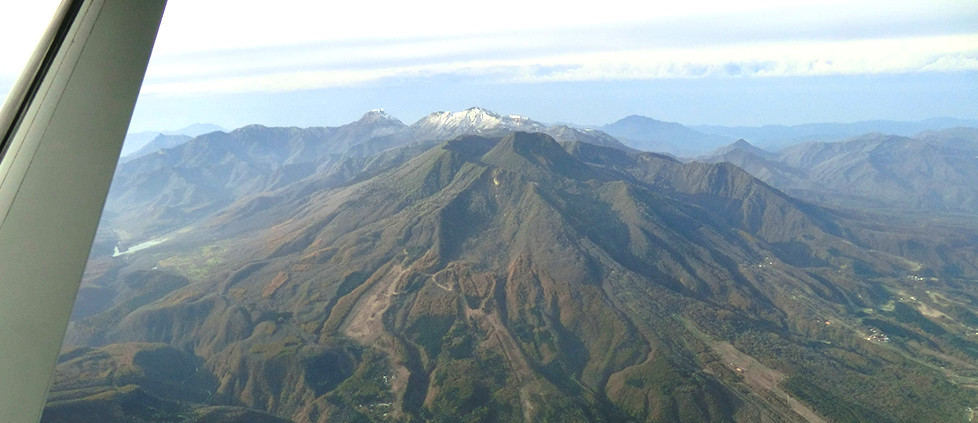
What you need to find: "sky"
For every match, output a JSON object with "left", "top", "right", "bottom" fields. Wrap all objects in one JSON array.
[{"left": 1, "top": 0, "right": 977, "bottom": 132}]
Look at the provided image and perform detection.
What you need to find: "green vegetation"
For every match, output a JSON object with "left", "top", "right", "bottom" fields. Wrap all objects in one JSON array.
[
  {"left": 56, "top": 133, "right": 978, "bottom": 422},
  {"left": 330, "top": 349, "right": 395, "bottom": 412},
  {"left": 71, "top": 271, "right": 189, "bottom": 345},
  {"left": 406, "top": 315, "right": 455, "bottom": 360},
  {"left": 248, "top": 335, "right": 303, "bottom": 358},
  {"left": 889, "top": 302, "right": 946, "bottom": 336},
  {"left": 426, "top": 351, "right": 514, "bottom": 422},
  {"left": 783, "top": 375, "right": 890, "bottom": 423},
  {"left": 735, "top": 326, "right": 974, "bottom": 422}
]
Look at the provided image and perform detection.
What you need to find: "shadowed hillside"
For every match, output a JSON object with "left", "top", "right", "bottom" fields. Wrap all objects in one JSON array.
[
  {"left": 698, "top": 129, "right": 978, "bottom": 215},
  {"left": 52, "top": 132, "right": 978, "bottom": 422}
]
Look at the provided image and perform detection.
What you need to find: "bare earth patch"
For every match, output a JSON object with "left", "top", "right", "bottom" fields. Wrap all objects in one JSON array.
[{"left": 680, "top": 318, "right": 828, "bottom": 423}]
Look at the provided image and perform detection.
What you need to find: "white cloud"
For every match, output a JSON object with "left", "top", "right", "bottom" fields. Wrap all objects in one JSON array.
[
  {"left": 153, "top": 0, "right": 816, "bottom": 53},
  {"left": 140, "top": 33, "right": 978, "bottom": 95},
  {"left": 148, "top": 0, "right": 978, "bottom": 57},
  {"left": 920, "top": 55, "right": 978, "bottom": 72},
  {"left": 7, "top": 1, "right": 973, "bottom": 97},
  {"left": 135, "top": 0, "right": 977, "bottom": 95}
]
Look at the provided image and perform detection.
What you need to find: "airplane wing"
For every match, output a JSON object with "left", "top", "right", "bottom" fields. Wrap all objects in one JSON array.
[{"left": 0, "top": 0, "right": 166, "bottom": 421}]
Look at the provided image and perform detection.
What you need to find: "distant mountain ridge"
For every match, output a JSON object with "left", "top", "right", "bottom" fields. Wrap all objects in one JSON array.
[
  {"left": 122, "top": 114, "right": 978, "bottom": 160},
  {"left": 103, "top": 108, "right": 629, "bottom": 242},
  {"left": 120, "top": 133, "right": 192, "bottom": 162},
  {"left": 595, "top": 115, "right": 978, "bottom": 156},
  {"left": 121, "top": 123, "right": 224, "bottom": 157},
  {"left": 600, "top": 115, "right": 733, "bottom": 157},
  {"left": 411, "top": 107, "right": 632, "bottom": 151},
  {"left": 698, "top": 128, "right": 978, "bottom": 214},
  {"left": 410, "top": 107, "right": 546, "bottom": 140},
  {"left": 693, "top": 117, "right": 978, "bottom": 151},
  {"left": 106, "top": 108, "right": 978, "bottom": 249}
]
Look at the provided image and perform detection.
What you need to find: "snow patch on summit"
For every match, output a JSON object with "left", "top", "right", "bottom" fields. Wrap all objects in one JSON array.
[
  {"left": 411, "top": 107, "right": 546, "bottom": 141},
  {"left": 359, "top": 109, "right": 401, "bottom": 124}
]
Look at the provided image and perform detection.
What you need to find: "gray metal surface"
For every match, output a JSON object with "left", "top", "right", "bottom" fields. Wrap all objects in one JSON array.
[{"left": 0, "top": 0, "right": 167, "bottom": 421}]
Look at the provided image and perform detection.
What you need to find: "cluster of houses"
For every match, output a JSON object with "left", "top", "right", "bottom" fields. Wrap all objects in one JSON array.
[
  {"left": 906, "top": 274, "right": 938, "bottom": 283},
  {"left": 866, "top": 327, "right": 890, "bottom": 342}
]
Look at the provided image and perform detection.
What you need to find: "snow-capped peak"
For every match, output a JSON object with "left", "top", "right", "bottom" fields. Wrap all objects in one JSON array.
[
  {"left": 411, "top": 107, "right": 546, "bottom": 141},
  {"left": 357, "top": 109, "right": 403, "bottom": 126}
]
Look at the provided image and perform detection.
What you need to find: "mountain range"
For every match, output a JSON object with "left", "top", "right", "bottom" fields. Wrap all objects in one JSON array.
[
  {"left": 99, "top": 108, "right": 628, "bottom": 244},
  {"left": 121, "top": 123, "right": 225, "bottom": 157},
  {"left": 121, "top": 133, "right": 193, "bottom": 162},
  {"left": 599, "top": 115, "right": 733, "bottom": 157},
  {"left": 697, "top": 128, "right": 978, "bottom": 215},
  {"left": 45, "top": 108, "right": 978, "bottom": 423},
  {"left": 592, "top": 115, "right": 978, "bottom": 157},
  {"left": 693, "top": 117, "right": 978, "bottom": 152},
  {"left": 122, "top": 114, "right": 975, "bottom": 163}
]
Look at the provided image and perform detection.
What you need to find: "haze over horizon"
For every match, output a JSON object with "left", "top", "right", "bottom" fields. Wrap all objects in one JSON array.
[
  {"left": 2, "top": 0, "right": 976, "bottom": 132},
  {"left": 6, "top": 3, "right": 978, "bottom": 421}
]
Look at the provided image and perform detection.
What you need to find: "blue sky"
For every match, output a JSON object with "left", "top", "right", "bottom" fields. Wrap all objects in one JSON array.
[{"left": 2, "top": 0, "right": 977, "bottom": 131}]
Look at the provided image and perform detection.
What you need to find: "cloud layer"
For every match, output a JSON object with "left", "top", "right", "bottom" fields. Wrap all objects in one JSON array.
[
  {"left": 140, "top": 31, "right": 978, "bottom": 96},
  {"left": 2, "top": 1, "right": 976, "bottom": 99},
  {"left": 138, "top": 0, "right": 978, "bottom": 96}
]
